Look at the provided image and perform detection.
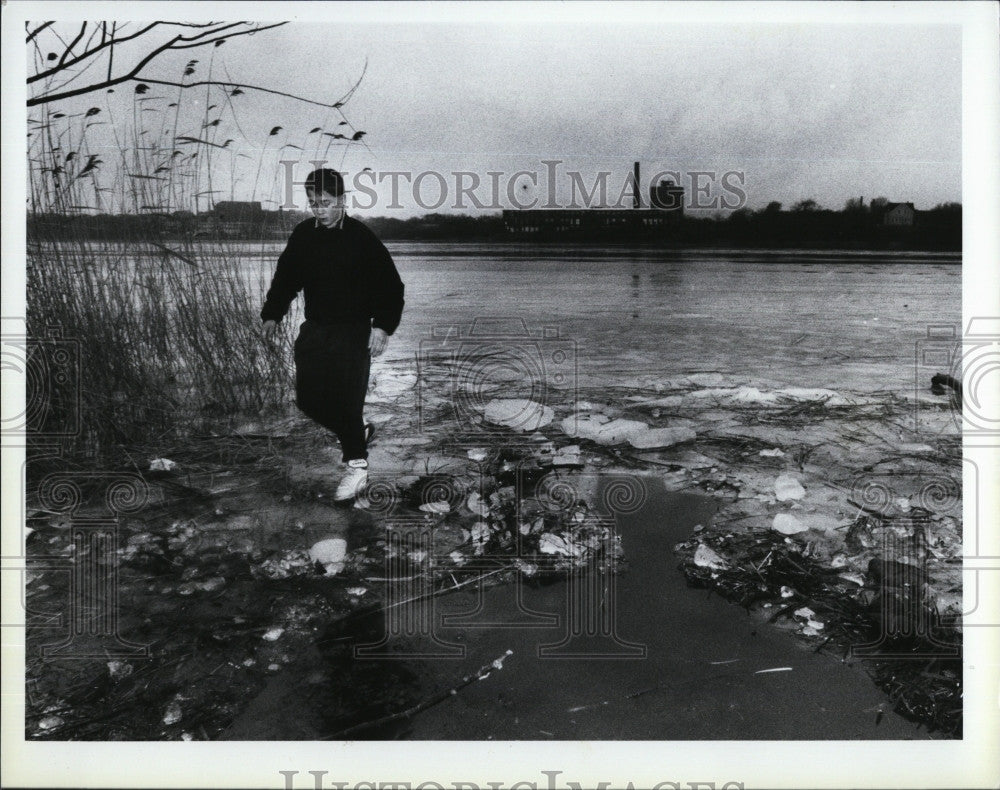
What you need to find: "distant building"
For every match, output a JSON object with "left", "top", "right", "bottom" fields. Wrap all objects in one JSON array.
[
  {"left": 502, "top": 161, "right": 685, "bottom": 236},
  {"left": 503, "top": 207, "right": 683, "bottom": 234},
  {"left": 649, "top": 178, "right": 685, "bottom": 211},
  {"left": 190, "top": 201, "right": 295, "bottom": 238},
  {"left": 882, "top": 202, "right": 916, "bottom": 227}
]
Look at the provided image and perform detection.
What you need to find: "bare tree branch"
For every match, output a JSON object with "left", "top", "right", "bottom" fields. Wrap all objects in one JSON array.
[
  {"left": 58, "top": 22, "right": 88, "bottom": 68},
  {"left": 336, "top": 57, "right": 368, "bottom": 107},
  {"left": 27, "top": 22, "right": 290, "bottom": 106},
  {"left": 170, "top": 21, "right": 251, "bottom": 44},
  {"left": 26, "top": 21, "right": 54, "bottom": 44},
  {"left": 142, "top": 77, "right": 349, "bottom": 109},
  {"left": 29, "top": 22, "right": 162, "bottom": 85},
  {"left": 106, "top": 22, "right": 117, "bottom": 82}
]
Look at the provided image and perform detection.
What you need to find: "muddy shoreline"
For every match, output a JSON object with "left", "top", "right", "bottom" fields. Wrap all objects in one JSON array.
[{"left": 24, "top": 366, "right": 962, "bottom": 740}]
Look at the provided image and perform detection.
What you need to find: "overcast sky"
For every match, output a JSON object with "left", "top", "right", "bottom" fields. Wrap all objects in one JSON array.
[{"left": 26, "top": 12, "right": 962, "bottom": 216}]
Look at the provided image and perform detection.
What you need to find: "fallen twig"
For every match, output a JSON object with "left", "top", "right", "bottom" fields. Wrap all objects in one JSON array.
[{"left": 321, "top": 649, "right": 514, "bottom": 739}]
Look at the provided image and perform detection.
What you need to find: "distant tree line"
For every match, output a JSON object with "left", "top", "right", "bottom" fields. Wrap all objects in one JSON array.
[
  {"left": 715, "top": 198, "right": 961, "bottom": 250},
  {"left": 27, "top": 198, "right": 961, "bottom": 250}
]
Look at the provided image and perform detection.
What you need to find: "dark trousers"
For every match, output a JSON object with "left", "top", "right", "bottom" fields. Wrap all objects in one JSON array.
[{"left": 293, "top": 320, "right": 371, "bottom": 462}]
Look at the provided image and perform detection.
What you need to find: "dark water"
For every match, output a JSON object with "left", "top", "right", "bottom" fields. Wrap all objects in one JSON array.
[
  {"left": 222, "top": 476, "right": 928, "bottom": 740},
  {"left": 369, "top": 246, "right": 961, "bottom": 396}
]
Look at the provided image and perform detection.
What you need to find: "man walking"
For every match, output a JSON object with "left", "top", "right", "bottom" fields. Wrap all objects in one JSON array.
[{"left": 262, "top": 168, "right": 404, "bottom": 501}]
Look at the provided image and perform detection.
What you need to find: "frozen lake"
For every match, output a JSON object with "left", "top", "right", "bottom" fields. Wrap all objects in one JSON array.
[
  {"left": 339, "top": 244, "right": 961, "bottom": 395},
  {"left": 42, "top": 239, "right": 962, "bottom": 397}
]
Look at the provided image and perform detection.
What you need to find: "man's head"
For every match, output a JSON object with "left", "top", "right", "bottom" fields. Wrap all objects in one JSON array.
[{"left": 305, "top": 168, "right": 346, "bottom": 228}]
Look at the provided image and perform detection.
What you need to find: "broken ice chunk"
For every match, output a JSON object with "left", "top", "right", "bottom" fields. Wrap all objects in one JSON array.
[
  {"left": 693, "top": 544, "right": 729, "bottom": 570},
  {"left": 483, "top": 399, "right": 554, "bottom": 431},
  {"left": 309, "top": 538, "right": 347, "bottom": 574},
  {"left": 470, "top": 521, "right": 491, "bottom": 545},
  {"left": 466, "top": 491, "right": 490, "bottom": 516},
  {"left": 595, "top": 418, "right": 648, "bottom": 445},
  {"left": 628, "top": 426, "right": 696, "bottom": 449},
  {"left": 38, "top": 715, "right": 64, "bottom": 730},
  {"left": 162, "top": 700, "right": 182, "bottom": 725},
  {"left": 561, "top": 414, "right": 611, "bottom": 440},
  {"left": 774, "top": 474, "right": 806, "bottom": 501},
  {"left": 772, "top": 513, "right": 807, "bottom": 534}
]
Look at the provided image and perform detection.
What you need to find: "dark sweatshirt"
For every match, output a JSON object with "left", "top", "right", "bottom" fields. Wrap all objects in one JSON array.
[{"left": 261, "top": 216, "right": 405, "bottom": 335}]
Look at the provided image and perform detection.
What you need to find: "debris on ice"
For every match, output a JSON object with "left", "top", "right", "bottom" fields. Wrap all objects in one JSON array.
[
  {"left": 552, "top": 445, "right": 583, "bottom": 467},
  {"left": 687, "top": 372, "right": 725, "bottom": 387},
  {"left": 539, "top": 533, "right": 583, "bottom": 557},
  {"left": 466, "top": 492, "right": 490, "bottom": 517},
  {"left": 470, "top": 521, "right": 491, "bottom": 550},
  {"left": 197, "top": 577, "right": 226, "bottom": 593},
  {"left": 149, "top": 458, "right": 177, "bottom": 472},
  {"left": 896, "top": 443, "right": 934, "bottom": 454}
]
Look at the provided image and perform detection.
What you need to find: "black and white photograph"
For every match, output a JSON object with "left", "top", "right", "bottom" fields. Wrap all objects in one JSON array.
[{"left": 2, "top": 1, "right": 998, "bottom": 788}]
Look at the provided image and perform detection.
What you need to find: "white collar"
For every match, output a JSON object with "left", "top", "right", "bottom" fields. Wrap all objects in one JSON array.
[{"left": 315, "top": 212, "right": 346, "bottom": 230}]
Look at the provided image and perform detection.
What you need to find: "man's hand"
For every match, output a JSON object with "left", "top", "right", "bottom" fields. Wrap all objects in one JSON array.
[
  {"left": 369, "top": 327, "right": 389, "bottom": 357},
  {"left": 261, "top": 320, "right": 278, "bottom": 340}
]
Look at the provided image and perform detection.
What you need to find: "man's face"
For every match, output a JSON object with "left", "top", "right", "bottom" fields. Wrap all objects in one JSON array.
[{"left": 307, "top": 188, "right": 346, "bottom": 228}]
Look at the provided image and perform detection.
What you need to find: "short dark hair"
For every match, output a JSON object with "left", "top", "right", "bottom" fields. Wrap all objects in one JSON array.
[{"left": 304, "top": 168, "right": 345, "bottom": 197}]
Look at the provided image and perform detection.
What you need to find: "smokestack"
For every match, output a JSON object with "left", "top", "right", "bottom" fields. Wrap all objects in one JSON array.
[{"left": 633, "top": 161, "right": 641, "bottom": 209}]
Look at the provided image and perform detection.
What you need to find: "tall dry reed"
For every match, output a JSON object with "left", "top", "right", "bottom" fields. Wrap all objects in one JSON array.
[{"left": 25, "top": 54, "right": 323, "bottom": 463}]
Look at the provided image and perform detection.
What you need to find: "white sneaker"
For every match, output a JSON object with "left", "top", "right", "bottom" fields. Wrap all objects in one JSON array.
[{"left": 335, "top": 459, "right": 368, "bottom": 502}]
